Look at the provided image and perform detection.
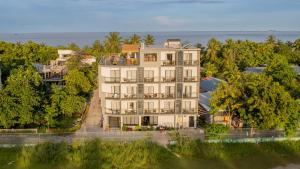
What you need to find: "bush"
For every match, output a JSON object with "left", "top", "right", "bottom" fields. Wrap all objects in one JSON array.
[{"left": 205, "top": 124, "right": 229, "bottom": 139}]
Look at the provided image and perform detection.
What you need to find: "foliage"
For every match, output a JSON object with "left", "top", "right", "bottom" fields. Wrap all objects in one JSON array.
[
  {"left": 204, "top": 124, "right": 230, "bottom": 139},
  {"left": 143, "top": 34, "right": 155, "bottom": 46},
  {"left": 64, "top": 69, "right": 92, "bottom": 95},
  {"left": 104, "top": 32, "right": 122, "bottom": 55},
  {"left": 129, "top": 33, "right": 141, "bottom": 45}
]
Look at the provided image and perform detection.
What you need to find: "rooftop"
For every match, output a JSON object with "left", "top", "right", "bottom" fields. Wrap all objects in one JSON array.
[
  {"left": 122, "top": 44, "right": 140, "bottom": 53},
  {"left": 200, "top": 77, "right": 224, "bottom": 92}
]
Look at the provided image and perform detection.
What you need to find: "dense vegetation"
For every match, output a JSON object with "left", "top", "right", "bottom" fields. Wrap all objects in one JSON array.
[
  {"left": 204, "top": 36, "right": 300, "bottom": 135},
  {"left": 0, "top": 139, "right": 300, "bottom": 169}
]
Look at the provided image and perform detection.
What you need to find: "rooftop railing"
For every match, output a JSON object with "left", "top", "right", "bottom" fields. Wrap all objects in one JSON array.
[
  {"left": 103, "top": 77, "right": 121, "bottom": 83},
  {"left": 183, "top": 76, "right": 198, "bottom": 82},
  {"left": 100, "top": 57, "right": 139, "bottom": 66},
  {"left": 161, "top": 60, "right": 176, "bottom": 66},
  {"left": 183, "top": 60, "right": 199, "bottom": 66}
]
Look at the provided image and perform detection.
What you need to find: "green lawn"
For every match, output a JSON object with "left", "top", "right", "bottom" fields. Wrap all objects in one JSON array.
[{"left": 0, "top": 140, "right": 300, "bottom": 169}]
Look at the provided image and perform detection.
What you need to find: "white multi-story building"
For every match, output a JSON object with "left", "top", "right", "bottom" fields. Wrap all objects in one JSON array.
[{"left": 99, "top": 40, "right": 201, "bottom": 129}]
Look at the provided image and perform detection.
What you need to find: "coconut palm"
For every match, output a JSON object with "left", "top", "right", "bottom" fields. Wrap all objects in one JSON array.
[
  {"left": 104, "top": 32, "right": 122, "bottom": 55},
  {"left": 130, "top": 34, "right": 141, "bottom": 45},
  {"left": 143, "top": 34, "right": 155, "bottom": 46},
  {"left": 206, "top": 38, "right": 221, "bottom": 64}
]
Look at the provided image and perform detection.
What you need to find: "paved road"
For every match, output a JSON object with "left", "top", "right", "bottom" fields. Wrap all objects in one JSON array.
[{"left": 77, "top": 89, "right": 102, "bottom": 133}]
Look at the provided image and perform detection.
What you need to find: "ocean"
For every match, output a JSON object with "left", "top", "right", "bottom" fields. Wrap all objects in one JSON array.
[{"left": 0, "top": 31, "right": 300, "bottom": 47}]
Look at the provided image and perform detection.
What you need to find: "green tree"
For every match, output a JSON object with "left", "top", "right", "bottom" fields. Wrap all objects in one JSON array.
[
  {"left": 144, "top": 34, "right": 155, "bottom": 46},
  {"left": 64, "top": 69, "right": 92, "bottom": 95},
  {"left": 130, "top": 34, "right": 141, "bottom": 45},
  {"left": 104, "top": 32, "right": 122, "bottom": 55},
  {"left": 205, "top": 38, "right": 221, "bottom": 64},
  {"left": 203, "top": 62, "right": 218, "bottom": 77},
  {"left": 0, "top": 66, "right": 42, "bottom": 128},
  {"left": 68, "top": 43, "right": 80, "bottom": 51}
]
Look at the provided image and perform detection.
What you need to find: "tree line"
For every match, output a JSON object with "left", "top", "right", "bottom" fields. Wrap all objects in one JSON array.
[{"left": 202, "top": 36, "right": 300, "bottom": 136}]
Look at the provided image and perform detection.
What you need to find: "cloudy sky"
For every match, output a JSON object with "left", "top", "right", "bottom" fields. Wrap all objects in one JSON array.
[{"left": 0, "top": 0, "right": 300, "bottom": 33}]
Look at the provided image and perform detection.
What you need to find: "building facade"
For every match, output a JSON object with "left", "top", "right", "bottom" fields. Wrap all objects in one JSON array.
[{"left": 99, "top": 40, "right": 201, "bottom": 129}]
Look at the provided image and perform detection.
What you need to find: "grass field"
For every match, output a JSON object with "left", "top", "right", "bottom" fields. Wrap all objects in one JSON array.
[{"left": 0, "top": 139, "right": 300, "bottom": 169}]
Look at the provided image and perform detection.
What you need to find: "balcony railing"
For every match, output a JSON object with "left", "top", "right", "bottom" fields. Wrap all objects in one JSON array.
[
  {"left": 122, "top": 93, "right": 137, "bottom": 99},
  {"left": 183, "top": 60, "right": 199, "bottom": 66},
  {"left": 161, "top": 77, "right": 176, "bottom": 82},
  {"left": 105, "top": 108, "right": 121, "bottom": 115},
  {"left": 144, "top": 77, "right": 160, "bottom": 83},
  {"left": 161, "top": 93, "right": 175, "bottom": 99},
  {"left": 105, "top": 93, "right": 120, "bottom": 99},
  {"left": 100, "top": 57, "right": 140, "bottom": 66},
  {"left": 183, "top": 93, "right": 198, "bottom": 98},
  {"left": 182, "top": 108, "right": 198, "bottom": 114},
  {"left": 123, "top": 78, "right": 137, "bottom": 83},
  {"left": 125, "top": 109, "right": 137, "bottom": 115},
  {"left": 144, "top": 109, "right": 158, "bottom": 114},
  {"left": 183, "top": 76, "right": 198, "bottom": 82},
  {"left": 161, "top": 60, "right": 175, "bottom": 66},
  {"left": 103, "top": 77, "right": 120, "bottom": 83},
  {"left": 144, "top": 93, "right": 159, "bottom": 99},
  {"left": 161, "top": 109, "right": 175, "bottom": 114}
]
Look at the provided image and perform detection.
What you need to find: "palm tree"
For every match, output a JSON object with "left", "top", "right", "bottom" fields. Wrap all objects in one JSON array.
[
  {"left": 206, "top": 38, "right": 221, "bottom": 64},
  {"left": 143, "top": 34, "right": 155, "bottom": 46},
  {"left": 129, "top": 34, "right": 141, "bottom": 45},
  {"left": 104, "top": 32, "right": 122, "bottom": 56}
]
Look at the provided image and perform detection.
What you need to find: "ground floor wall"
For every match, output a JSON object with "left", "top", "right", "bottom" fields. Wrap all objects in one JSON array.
[{"left": 103, "top": 114, "right": 197, "bottom": 129}]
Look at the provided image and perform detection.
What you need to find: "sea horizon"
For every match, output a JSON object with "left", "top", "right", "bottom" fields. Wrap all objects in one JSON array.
[{"left": 1, "top": 30, "right": 300, "bottom": 47}]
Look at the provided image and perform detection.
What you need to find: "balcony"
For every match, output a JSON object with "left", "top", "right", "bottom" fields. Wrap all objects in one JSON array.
[
  {"left": 105, "top": 93, "right": 120, "bottom": 99},
  {"left": 183, "top": 76, "right": 198, "bottom": 82},
  {"left": 144, "top": 77, "right": 159, "bottom": 83},
  {"left": 100, "top": 57, "right": 139, "bottom": 66},
  {"left": 125, "top": 109, "right": 137, "bottom": 115},
  {"left": 161, "top": 109, "right": 175, "bottom": 114},
  {"left": 122, "top": 93, "right": 137, "bottom": 99},
  {"left": 162, "top": 60, "right": 175, "bottom": 66},
  {"left": 182, "top": 108, "right": 198, "bottom": 114},
  {"left": 144, "top": 109, "right": 158, "bottom": 114},
  {"left": 123, "top": 78, "right": 137, "bottom": 83},
  {"left": 161, "top": 93, "right": 175, "bottom": 99},
  {"left": 144, "top": 93, "right": 159, "bottom": 99},
  {"left": 183, "top": 93, "right": 198, "bottom": 98},
  {"left": 161, "top": 77, "right": 176, "bottom": 82},
  {"left": 105, "top": 108, "right": 121, "bottom": 115},
  {"left": 103, "top": 77, "right": 120, "bottom": 83},
  {"left": 183, "top": 60, "right": 199, "bottom": 66}
]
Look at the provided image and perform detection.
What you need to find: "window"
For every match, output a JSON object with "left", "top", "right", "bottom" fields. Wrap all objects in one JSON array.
[
  {"left": 144, "top": 70, "right": 154, "bottom": 78},
  {"left": 144, "top": 86, "right": 154, "bottom": 94},
  {"left": 111, "top": 86, "right": 120, "bottom": 93},
  {"left": 165, "top": 70, "right": 175, "bottom": 77},
  {"left": 182, "top": 101, "right": 191, "bottom": 110},
  {"left": 184, "top": 53, "right": 193, "bottom": 61},
  {"left": 184, "top": 86, "right": 192, "bottom": 97},
  {"left": 111, "top": 101, "right": 120, "bottom": 110},
  {"left": 126, "top": 70, "right": 136, "bottom": 80},
  {"left": 144, "top": 102, "right": 154, "bottom": 110},
  {"left": 184, "top": 69, "right": 192, "bottom": 77},
  {"left": 164, "top": 101, "right": 174, "bottom": 109},
  {"left": 167, "top": 54, "right": 173, "bottom": 61},
  {"left": 127, "top": 86, "right": 136, "bottom": 94},
  {"left": 110, "top": 70, "right": 120, "bottom": 77},
  {"left": 128, "top": 102, "right": 135, "bottom": 110},
  {"left": 142, "top": 116, "right": 158, "bottom": 126},
  {"left": 123, "top": 116, "right": 139, "bottom": 125},
  {"left": 144, "top": 53, "right": 157, "bottom": 62},
  {"left": 165, "top": 86, "right": 175, "bottom": 95}
]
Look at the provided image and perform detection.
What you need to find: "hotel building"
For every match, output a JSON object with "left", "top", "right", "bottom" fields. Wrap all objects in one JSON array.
[{"left": 99, "top": 39, "right": 200, "bottom": 129}]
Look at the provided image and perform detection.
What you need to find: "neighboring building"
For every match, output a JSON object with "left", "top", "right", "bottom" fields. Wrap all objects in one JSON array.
[
  {"left": 34, "top": 50, "right": 96, "bottom": 85},
  {"left": 99, "top": 39, "right": 201, "bottom": 129},
  {"left": 199, "top": 77, "right": 229, "bottom": 125}
]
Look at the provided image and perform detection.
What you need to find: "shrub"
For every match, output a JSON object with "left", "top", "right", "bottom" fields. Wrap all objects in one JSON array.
[{"left": 205, "top": 124, "right": 229, "bottom": 139}]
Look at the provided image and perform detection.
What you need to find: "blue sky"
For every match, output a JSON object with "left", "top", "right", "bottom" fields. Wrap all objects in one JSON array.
[{"left": 0, "top": 0, "right": 300, "bottom": 33}]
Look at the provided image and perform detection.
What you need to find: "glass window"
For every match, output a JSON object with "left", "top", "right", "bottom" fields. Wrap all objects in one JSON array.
[
  {"left": 127, "top": 70, "right": 136, "bottom": 79},
  {"left": 111, "top": 86, "right": 120, "bottom": 93},
  {"left": 184, "top": 69, "right": 192, "bottom": 77},
  {"left": 127, "top": 86, "right": 136, "bottom": 94},
  {"left": 112, "top": 101, "right": 120, "bottom": 110},
  {"left": 110, "top": 70, "right": 120, "bottom": 77},
  {"left": 128, "top": 102, "right": 135, "bottom": 110},
  {"left": 123, "top": 116, "right": 139, "bottom": 125},
  {"left": 184, "top": 53, "right": 193, "bottom": 61},
  {"left": 165, "top": 86, "right": 175, "bottom": 94},
  {"left": 167, "top": 54, "right": 173, "bottom": 61},
  {"left": 144, "top": 70, "right": 154, "bottom": 78},
  {"left": 144, "top": 102, "right": 154, "bottom": 110},
  {"left": 144, "top": 53, "right": 157, "bottom": 62},
  {"left": 165, "top": 70, "right": 175, "bottom": 77},
  {"left": 144, "top": 86, "right": 154, "bottom": 94},
  {"left": 164, "top": 101, "right": 174, "bottom": 109},
  {"left": 183, "top": 101, "right": 191, "bottom": 110}
]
